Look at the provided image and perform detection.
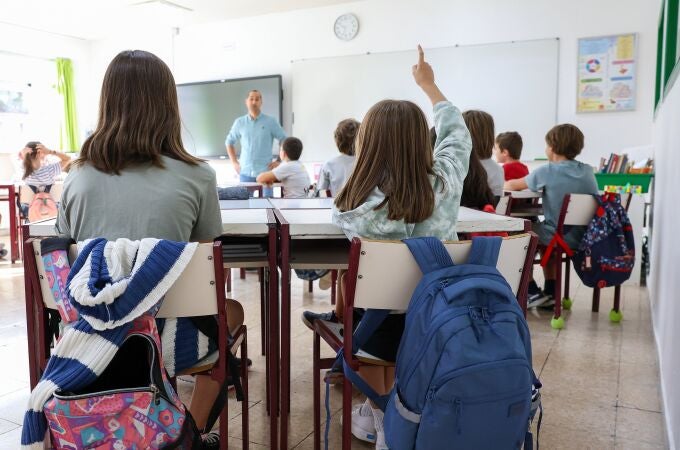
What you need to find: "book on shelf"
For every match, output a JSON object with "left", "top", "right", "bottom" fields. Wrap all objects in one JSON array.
[{"left": 599, "top": 152, "right": 652, "bottom": 174}]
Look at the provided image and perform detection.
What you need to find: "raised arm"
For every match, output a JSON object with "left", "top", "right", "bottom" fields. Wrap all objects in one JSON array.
[
  {"left": 413, "top": 46, "right": 472, "bottom": 183},
  {"left": 37, "top": 144, "right": 72, "bottom": 170}
]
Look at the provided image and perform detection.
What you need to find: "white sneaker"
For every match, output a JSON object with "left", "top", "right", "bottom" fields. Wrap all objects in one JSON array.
[
  {"left": 371, "top": 407, "right": 388, "bottom": 450},
  {"left": 351, "top": 399, "right": 377, "bottom": 443},
  {"left": 318, "top": 271, "right": 333, "bottom": 290}
]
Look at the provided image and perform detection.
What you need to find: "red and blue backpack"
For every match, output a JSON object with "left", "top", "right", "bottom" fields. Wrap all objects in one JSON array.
[{"left": 573, "top": 193, "right": 635, "bottom": 288}]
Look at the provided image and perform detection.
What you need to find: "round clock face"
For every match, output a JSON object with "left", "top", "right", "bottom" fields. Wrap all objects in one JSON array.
[{"left": 334, "top": 13, "right": 359, "bottom": 41}]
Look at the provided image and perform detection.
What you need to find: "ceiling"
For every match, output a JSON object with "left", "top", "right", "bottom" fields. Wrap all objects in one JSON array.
[{"left": 0, "top": 0, "right": 360, "bottom": 41}]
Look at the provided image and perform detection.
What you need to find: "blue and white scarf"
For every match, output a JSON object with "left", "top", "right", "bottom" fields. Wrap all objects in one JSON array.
[{"left": 21, "top": 238, "right": 196, "bottom": 449}]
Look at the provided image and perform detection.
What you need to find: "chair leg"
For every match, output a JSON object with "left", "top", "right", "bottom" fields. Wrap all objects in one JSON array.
[
  {"left": 331, "top": 270, "right": 337, "bottom": 306},
  {"left": 552, "top": 250, "right": 563, "bottom": 322},
  {"left": 308, "top": 280, "right": 314, "bottom": 293},
  {"left": 591, "top": 287, "right": 600, "bottom": 312},
  {"left": 240, "top": 268, "right": 246, "bottom": 280},
  {"left": 564, "top": 257, "right": 571, "bottom": 299},
  {"left": 342, "top": 375, "right": 352, "bottom": 450},
  {"left": 219, "top": 379, "right": 229, "bottom": 450},
  {"left": 241, "top": 329, "right": 249, "bottom": 450},
  {"left": 226, "top": 269, "right": 232, "bottom": 293},
  {"left": 314, "top": 332, "right": 321, "bottom": 450},
  {"left": 259, "top": 268, "right": 266, "bottom": 357},
  {"left": 613, "top": 285, "right": 621, "bottom": 312}
]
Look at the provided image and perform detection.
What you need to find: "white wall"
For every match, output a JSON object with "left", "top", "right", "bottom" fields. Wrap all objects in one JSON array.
[
  {"left": 650, "top": 73, "right": 680, "bottom": 449},
  {"left": 0, "top": 22, "right": 92, "bottom": 152},
  {"left": 112, "top": 0, "right": 661, "bottom": 166}
]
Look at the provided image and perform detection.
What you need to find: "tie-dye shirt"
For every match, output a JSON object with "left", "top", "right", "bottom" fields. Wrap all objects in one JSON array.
[{"left": 332, "top": 101, "right": 471, "bottom": 241}]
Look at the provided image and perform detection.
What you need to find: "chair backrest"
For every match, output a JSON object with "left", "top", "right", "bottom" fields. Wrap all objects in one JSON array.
[
  {"left": 561, "top": 194, "right": 598, "bottom": 227},
  {"left": 30, "top": 240, "right": 218, "bottom": 317},
  {"left": 352, "top": 234, "right": 534, "bottom": 310},
  {"left": 495, "top": 195, "right": 511, "bottom": 215}
]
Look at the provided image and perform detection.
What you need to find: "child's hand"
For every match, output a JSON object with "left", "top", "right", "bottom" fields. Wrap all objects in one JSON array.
[
  {"left": 412, "top": 45, "right": 435, "bottom": 88},
  {"left": 36, "top": 144, "right": 53, "bottom": 156}
]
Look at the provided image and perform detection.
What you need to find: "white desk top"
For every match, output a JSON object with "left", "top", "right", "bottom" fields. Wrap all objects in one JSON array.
[
  {"left": 278, "top": 209, "right": 344, "bottom": 238},
  {"left": 279, "top": 206, "right": 526, "bottom": 238},
  {"left": 504, "top": 189, "right": 542, "bottom": 199},
  {"left": 457, "top": 207, "right": 527, "bottom": 232},
  {"left": 25, "top": 212, "right": 274, "bottom": 238},
  {"left": 28, "top": 219, "right": 58, "bottom": 237},
  {"left": 269, "top": 198, "right": 334, "bottom": 209},
  {"left": 221, "top": 209, "right": 272, "bottom": 235},
  {"left": 219, "top": 199, "right": 272, "bottom": 210}
]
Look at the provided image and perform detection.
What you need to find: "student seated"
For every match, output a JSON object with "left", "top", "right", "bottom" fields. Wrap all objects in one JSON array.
[
  {"left": 55, "top": 50, "right": 242, "bottom": 449},
  {"left": 316, "top": 118, "right": 360, "bottom": 196},
  {"left": 19, "top": 142, "right": 71, "bottom": 218},
  {"left": 504, "top": 124, "right": 598, "bottom": 308},
  {"left": 302, "top": 46, "right": 471, "bottom": 449},
  {"left": 431, "top": 127, "right": 494, "bottom": 211},
  {"left": 256, "top": 137, "right": 310, "bottom": 198},
  {"left": 495, "top": 131, "right": 529, "bottom": 181},
  {"left": 462, "top": 110, "right": 504, "bottom": 198}
]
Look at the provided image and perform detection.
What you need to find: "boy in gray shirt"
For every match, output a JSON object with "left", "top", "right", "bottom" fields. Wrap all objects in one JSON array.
[{"left": 505, "top": 124, "right": 598, "bottom": 307}]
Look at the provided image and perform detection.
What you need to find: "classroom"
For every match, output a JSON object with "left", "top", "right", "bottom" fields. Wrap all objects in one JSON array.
[{"left": 0, "top": 0, "right": 677, "bottom": 448}]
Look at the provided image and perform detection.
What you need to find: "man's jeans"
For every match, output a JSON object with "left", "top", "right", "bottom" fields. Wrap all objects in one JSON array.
[{"left": 240, "top": 174, "right": 273, "bottom": 198}]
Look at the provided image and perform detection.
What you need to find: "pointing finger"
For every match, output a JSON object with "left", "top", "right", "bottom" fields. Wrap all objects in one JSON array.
[{"left": 417, "top": 45, "right": 424, "bottom": 65}]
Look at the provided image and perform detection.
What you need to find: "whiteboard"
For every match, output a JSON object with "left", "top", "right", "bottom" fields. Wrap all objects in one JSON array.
[{"left": 292, "top": 39, "right": 559, "bottom": 162}]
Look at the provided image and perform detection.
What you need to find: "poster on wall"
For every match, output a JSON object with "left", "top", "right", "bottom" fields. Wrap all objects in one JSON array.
[
  {"left": 577, "top": 33, "right": 637, "bottom": 113},
  {"left": 0, "top": 84, "right": 29, "bottom": 114}
]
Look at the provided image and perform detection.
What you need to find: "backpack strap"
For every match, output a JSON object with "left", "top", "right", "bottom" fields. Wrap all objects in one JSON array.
[
  {"left": 403, "top": 237, "right": 454, "bottom": 274},
  {"left": 333, "top": 308, "right": 391, "bottom": 411},
  {"left": 467, "top": 236, "right": 502, "bottom": 267}
]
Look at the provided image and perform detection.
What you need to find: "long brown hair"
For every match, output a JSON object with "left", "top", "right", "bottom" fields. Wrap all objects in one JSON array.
[
  {"left": 463, "top": 110, "right": 495, "bottom": 160},
  {"left": 335, "top": 100, "right": 435, "bottom": 223},
  {"left": 430, "top": 128, "right": 493, "bottom": 209},
  {"left": 76, "top": 50, "right": 201, "bottom": 174},
  {"left": 22, "top": 141, "right": 41, "bottom": 180}
]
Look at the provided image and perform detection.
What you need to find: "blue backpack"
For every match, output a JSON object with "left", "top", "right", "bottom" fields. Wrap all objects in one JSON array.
[
  {"left": 340, "top": 236, "right": 542, "bottom": 450},
  {"left": 572, "top": 193, "right": 635, "bottom": 289}
]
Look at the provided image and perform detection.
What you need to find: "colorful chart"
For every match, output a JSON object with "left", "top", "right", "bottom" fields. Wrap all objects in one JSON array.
[
  {"left": 577, "top": 34, "right": 637, "bottom": 113},
  {"left": 586, "top": 59, "right": 601, "bottom": 73}
]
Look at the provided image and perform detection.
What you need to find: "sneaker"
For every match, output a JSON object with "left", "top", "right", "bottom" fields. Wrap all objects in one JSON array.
[
  {"left": 318, "top": 272, "right": 333, "bottom": 290},
  {"left": 200, "top": 432, "right": 220, "bottom": 449},
  {"left": 351, "top": 400, "right": 377, "bottom": 443},
  {"left": 538, "top": 296, "right": 556, "bottom": 310},
  {"left": 301, "top": 310, "right": 338, "bottom": 330},
  {"left": 371, "top": 406, "right": 388, "bottom": 450},
  {"left": 527, "top": 291, "right": 549, "bottom": 309}
]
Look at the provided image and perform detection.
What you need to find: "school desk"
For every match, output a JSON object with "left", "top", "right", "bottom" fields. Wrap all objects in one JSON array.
[
  {"left": 273, "top": 206, "right": 529, "bottom": 449},
  {"left": 268, "top": 197, "right": 334, "bottom": 210}
]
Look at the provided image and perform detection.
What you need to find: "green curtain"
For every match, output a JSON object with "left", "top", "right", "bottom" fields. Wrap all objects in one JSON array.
[{"left": 56, "top": 58, "right": 80, "bottom": 152}]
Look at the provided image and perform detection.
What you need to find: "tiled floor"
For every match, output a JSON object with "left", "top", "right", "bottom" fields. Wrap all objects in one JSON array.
[{"left": 0, "top": 236, "right": 669, "bottom": 449}]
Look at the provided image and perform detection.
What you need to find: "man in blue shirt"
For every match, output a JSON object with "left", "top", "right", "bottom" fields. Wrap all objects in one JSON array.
[{"left": 225, "top": 90, "right": 287, "bottom": 186}]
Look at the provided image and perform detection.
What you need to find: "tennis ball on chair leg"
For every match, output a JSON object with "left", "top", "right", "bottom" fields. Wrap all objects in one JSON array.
[
  {"left": 551, "top": 316, "right": 565, "bottom": 329},
  {"left": 562, "top": 297, "right": 573, "bottom": 310},
  {"left": 609, "top": 309, "right": 623, "bottom": 323}
]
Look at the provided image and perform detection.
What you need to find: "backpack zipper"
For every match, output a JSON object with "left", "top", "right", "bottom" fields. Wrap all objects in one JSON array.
[
  {"left": 399, "top": 305, "right": 530, "bottom": 390},
  {"left": 53, "top": 333, "right": 172, "bottom": 405}
]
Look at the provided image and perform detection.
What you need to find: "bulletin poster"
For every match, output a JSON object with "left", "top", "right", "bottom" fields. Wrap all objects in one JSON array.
[{"left": 577, "top": 34, "right": 637, "bottom": 113}]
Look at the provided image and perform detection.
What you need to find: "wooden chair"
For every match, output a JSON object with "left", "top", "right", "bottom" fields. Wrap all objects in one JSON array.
[
  {"left": 553, "top": 193, "right": 633, "bottom": 327},
  {"left": 23, "top": 239, "right": 248, "bottom": 450},
  {"left": 495, "top": 194, "right": 511, "bottom": 215},
  {"left": 311, "top": 233, "right": 538, "bottom": 450}
]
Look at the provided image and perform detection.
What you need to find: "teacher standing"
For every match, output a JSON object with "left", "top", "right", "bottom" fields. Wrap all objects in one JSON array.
[{"left": 225, "top": 90, "right": 287, "bottom": 187}]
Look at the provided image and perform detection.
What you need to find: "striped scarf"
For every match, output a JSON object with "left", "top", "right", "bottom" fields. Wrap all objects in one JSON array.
[{"left": 21, "top": 238, "right": 197, "bottom": 449}]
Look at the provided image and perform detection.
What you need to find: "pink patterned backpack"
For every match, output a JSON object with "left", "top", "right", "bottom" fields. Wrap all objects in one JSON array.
[{"left": 43, "top": 315, "right": 200, "bottom": 449}]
